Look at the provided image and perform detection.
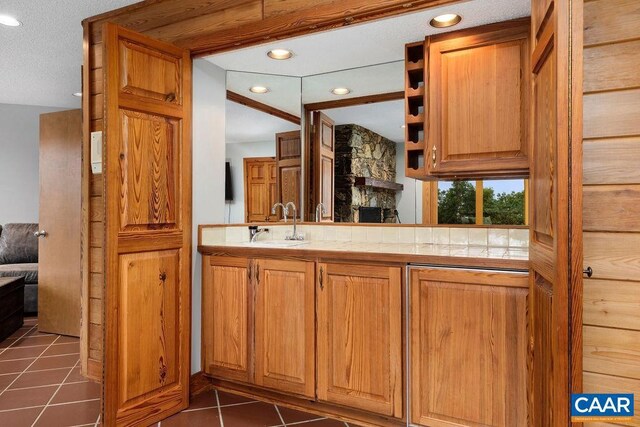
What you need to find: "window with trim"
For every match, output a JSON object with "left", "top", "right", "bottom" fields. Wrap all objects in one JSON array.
[{"left": 432, "top": 179, "right": 528, "bottom": 225}]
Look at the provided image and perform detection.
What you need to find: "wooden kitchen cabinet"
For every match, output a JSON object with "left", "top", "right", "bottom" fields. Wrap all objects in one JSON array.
[
  {"left": 202, "top": 256, "right": 252, "bottom": 383},
  {"left": 317, "top": 263, "right": 403, "bottom": 418},
  {"left": 254, "top": 259, "right": 315, "bottom": 398},
  {"left": 410, "top": 267, "right": 528, "bottom": 427},
  {"left": 405, "top": 18, "right": 530, "bottom": 179}
]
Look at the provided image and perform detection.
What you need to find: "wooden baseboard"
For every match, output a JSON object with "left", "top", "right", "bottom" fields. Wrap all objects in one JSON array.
[{"left": 190, "top": 371, "right": 214, "bottom": 399}]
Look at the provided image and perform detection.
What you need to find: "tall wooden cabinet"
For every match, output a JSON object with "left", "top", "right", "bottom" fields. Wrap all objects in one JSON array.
[
  {"left": 410, "top": 267, "right": 528, "bottom": 426},
  {"left": 317, "top": 263, "right": 403, "bottom": 417}
]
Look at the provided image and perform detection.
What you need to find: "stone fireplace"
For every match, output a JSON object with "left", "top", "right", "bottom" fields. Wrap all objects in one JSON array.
[{"left": 334, "top": 124, "right": 400, "bottom": 222}]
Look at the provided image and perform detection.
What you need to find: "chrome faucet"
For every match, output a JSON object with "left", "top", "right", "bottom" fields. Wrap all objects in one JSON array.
[
  {"left": 249, "top": 226, "right": 269, "bottom": 243},
  {"left": 284, "top": 202, "right": 303, "bottom": 240},
  {"left": 271, "top": 203, "right": 289, "bottom": 222},
  {"left": 315, "top": 203, "right": 327, "bottom": 222}
]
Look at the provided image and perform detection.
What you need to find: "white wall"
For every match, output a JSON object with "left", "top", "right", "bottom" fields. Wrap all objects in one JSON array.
[
  {"left": 395, "top": 143, "right": 419, "bottom": 224},
  {"left": 225, "top": 141, "right": 276, "bottom": 223},
  {"left": 0, "top": 103, "right": 64, "bottom": 224},
  {"left": 192, "top": 60, "right": 226, "bottom": 373}
]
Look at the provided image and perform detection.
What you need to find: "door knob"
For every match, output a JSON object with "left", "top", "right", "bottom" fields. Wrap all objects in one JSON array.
[
  {"left": 34, "top": 230, "right": 48, "bottom": 238},
  {"left": 583, "top": 267, "right": 593, "bottom": 278}
]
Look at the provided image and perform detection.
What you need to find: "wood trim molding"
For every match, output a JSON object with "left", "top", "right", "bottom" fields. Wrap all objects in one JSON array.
[
  {"left": 190, "top": 371, "right": 214, "bottom": 398},
  {"left": 304, "top": 91, "right": 404, "bottom": 112},
  {"left": 227, "top": 90, "right": 301, "bottom": 125}
]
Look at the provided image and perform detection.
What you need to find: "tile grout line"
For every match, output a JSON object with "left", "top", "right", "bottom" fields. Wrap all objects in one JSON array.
[
  {"left": 0, "top": 352, "right": 81, "bottom": 363},
  {"left": 0, "top": 341, "right": 79, "bottom": 351},
  {"left": 0, "top": 365, "right": 82, "bottom": 376},
  {"left": 0, "top": 324, "right": 38, "bottom": 356},
  {"left": 0, "top": 398, "right": 100, "bottom": 414},
  {"left": 0, "top": 334, "right": 62, "bottom": 397},
  {"left": 215, "top": 389, "right": 225, "bottom": 427},
  {"left": 274, "top": 404, "right": 287, "bottom": 426},
  {"left": 30, "top": 358, "right": 81, "bottom": 427}
]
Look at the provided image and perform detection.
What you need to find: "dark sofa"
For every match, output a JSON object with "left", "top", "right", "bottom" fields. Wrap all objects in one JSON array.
[{"left": 0, "top": 224, "right": 38, "bottom": 314}]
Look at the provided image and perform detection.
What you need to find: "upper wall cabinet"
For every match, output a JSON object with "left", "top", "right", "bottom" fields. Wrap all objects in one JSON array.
[{"left": 405, "top": 18, "right": 531, "bottom": 179}]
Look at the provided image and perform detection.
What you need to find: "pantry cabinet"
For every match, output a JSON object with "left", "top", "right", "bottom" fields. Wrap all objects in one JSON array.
[
  {"left": 316, "top": 263, "right": 403, "bottom": 417},
  {"left": 410, "top": 267, "right": 528, "bottom": 426}
]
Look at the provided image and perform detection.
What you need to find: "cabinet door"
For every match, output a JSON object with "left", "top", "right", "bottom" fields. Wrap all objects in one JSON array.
[
  {"left": 254, "top": 259, "right": 315, "bottom": 397},
  {"left": 202, "top": 256, "right": 252, "bottom": 383},
  {"left": 317, "top": 263, "right": 403, "bottom": 417},
  {"left": 428, "top": 19, "right": 530, "bottom": 176},
  {"left": 410, "top": 267, "right": 528, "bottom": 426}
]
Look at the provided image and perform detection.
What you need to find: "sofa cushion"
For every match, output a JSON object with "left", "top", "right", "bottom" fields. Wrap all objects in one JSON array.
[
  {"left": 0, "top": 263, "right": 38, "bottom": 284},
  {"left": 0, "top": 224, "right": 38, "bottom": 264}
]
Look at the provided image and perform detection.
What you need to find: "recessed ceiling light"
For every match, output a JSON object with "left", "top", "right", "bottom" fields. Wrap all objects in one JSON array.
[
  {"left": 249, "top": 86, "right": 269, "bottom": 94},
  {"left": 430, "top": 13, "right": 462, "bottom": 28},
  {"left": 267, "top": 49, "right": 294, "bottom": 60},
  {"left": 0, "top": 14, "right": 21, "bottom": 27},
  {"left": 401, "top": 124, "right": 406, "bottom": 129},
  {"left": 73, "top": 92, "right": 82, "bottom": 97},
  {"left": 331, "top": 87, "right": 351, "bottom": 96}
]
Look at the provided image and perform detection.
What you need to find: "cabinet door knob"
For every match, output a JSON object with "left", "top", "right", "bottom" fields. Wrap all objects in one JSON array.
[
  {"left": 319, "top": 266, "right": 324, "bottom": 290},
  {"left": 432, "top": 145, "right": 437, "bottom": 168},
  {"left": 583, "top": 267, "right": 593, "bottom": 278},
  {"left": 34, "top": 230, "right": 48, "bottom": 238}
]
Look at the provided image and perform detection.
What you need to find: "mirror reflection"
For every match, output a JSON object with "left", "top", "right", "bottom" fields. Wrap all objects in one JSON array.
[
  {"left": 303, "top": 61, "right": 419, "bottom": 224},
  {"left": 224, "top": 71, "right": 302, "bottom": 223}
]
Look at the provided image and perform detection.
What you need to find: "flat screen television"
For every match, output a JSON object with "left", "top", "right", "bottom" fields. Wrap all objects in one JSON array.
[{"left": 225, "top": 161, "right": 233, "bottom": 201}]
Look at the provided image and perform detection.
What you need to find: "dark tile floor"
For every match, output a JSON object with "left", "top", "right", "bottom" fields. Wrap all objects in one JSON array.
[{"left": 0, "top": 318, "right": 348, "bottom": 427}]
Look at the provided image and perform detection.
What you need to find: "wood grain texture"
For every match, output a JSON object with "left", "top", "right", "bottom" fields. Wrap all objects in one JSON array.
[
  {"left": 410, "top": 268, "right": 528, "bottom": 426},
  {"left": 583, "top": 185, "right": 640, "bottom": 232},
  {"left": 583, "top": 138, "right": 640, "bottom": 185},
  {"left": 583, "top": 232, "right": 640, "bottom": 281},
  {"left": 229, "top": 91, "right": 301, "bottom": 125},
  {"left": 584, "top": 39, "right": 640, "bottom": 93},
  {"left": 202, "top": 256, "right": 252, "bottom": 383},
  {"left": 313, "top": 112, "right": 335, "bottom": 222},
  {"left": 244, "top": 157, "right": 278, "bottom": 222},
  {"left": 584, "top": 0, "right": 640, "bottom": 47},
  {"left": 317, "top": 263, "right": 402, "bottom": 417},
  {"left": 276, "top": 131, "right": 302, "bottom": 218},
  {"left": 583, "top": 325, "right": 640, "bottom": 380},
  {"left": 584, "top": 89, "right": 640, "bottom": 139},
  {"left": 583, "top": 278, "right": 640, "bottom": 330},
  {"left": 102, "top": 23, "right": 191, "bottom": 427},
  {"left": 254, "top": 259, "right": 315, "bottom": 398},
  {"left": 38, "top": 110, "right": 82, "bottom": 337},
  {"left": 428, "top": 18, "right": 530, "bottom": 176}
]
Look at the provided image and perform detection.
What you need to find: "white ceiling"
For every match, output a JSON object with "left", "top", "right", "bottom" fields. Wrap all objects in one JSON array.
[
  {"left": 226, "top": 100, "right": 300, "bottom": 145},
  {"left": 205, "top": 0, "right": 529, "bottom": 76},
  {"left": 322, "top": 100, "right": 405, "bottom": 143},
  {"left": 227, "top": 72, "right": 301, "bottom": 116},
  {"left": 0, "top": 0, "right": 139, "bottom": 108}
]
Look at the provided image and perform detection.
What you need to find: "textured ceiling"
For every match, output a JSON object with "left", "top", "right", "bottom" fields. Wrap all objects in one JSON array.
[
  {"left": 0, "top": 0, "right": 139, "bottom": 108},
  {"left": 205, "top": 0, "right": 529, "bottom": 76}
]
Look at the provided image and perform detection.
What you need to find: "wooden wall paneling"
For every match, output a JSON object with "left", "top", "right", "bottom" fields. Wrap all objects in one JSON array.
[
  {"left": 583, "top": 279, "right": 640, "bottom": 331},
  {"left": 582, "top": 2, "right": 640, "bottom": 425},
  {"left": 583, "top": 137, "right": 640, "bottom": 185}
]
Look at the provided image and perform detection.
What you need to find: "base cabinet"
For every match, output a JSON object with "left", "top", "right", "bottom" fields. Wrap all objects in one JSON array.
[
  {"left": 317, "top": 263, "right": 403, "bottom": 418},
  {"left": 254, "top": 259, "right": 315, "bottom": 398},
  {"left": 410, "top": 267, "right": 528, "bottom": 427}
]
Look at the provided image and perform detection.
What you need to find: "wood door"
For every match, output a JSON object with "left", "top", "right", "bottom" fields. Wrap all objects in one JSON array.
[
  {"left": 275, "top": 131, "right": 301, "bottom": 219},
  {"left": 202, "top": 256, "right": 252, "bottom": 383},
  {"left": 313, "top": 112, "right": 334, "bottom": 222},
  {"left": 38, "top": 110, "right": 82, "bottom": 336},
  {"left": 410, "top": 267, "right": 528, "bottom": 426},
  {"left": 528, "top": 0, "right": 582, "bottom": 424},
  {"left": 317, "top": 263, "right": 403, "bottom": 417},
  {"left": 244, "top": 157, "right": 277, "bottom": 222},
  {"left": 428, "top": 19, "right": 530, "bottom": 176},
  {"left": 254, "top": 259, "right": 315, "bottom": 397},
  {"left": 102, "top": 23, "right": 191, "bottom": 426}
]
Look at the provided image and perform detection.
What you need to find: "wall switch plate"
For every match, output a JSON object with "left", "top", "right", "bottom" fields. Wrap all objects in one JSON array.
[{"left": 90, "top": 131, "right": 103, "bottom": 174}]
